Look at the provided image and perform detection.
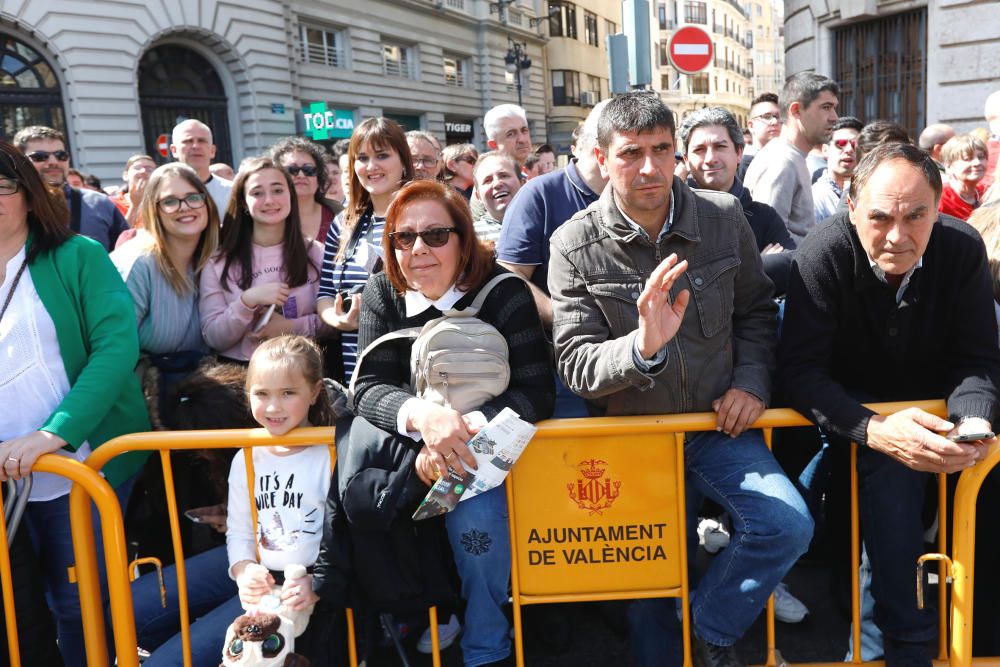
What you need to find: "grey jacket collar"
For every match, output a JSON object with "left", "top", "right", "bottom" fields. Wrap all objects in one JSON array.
[{"left": 597, "top": 176, "right": 701, "bottom": 245}]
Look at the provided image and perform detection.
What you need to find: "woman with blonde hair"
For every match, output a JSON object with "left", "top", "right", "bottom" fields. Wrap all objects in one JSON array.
[
  {"left": 939, "top": 133, "right": 989, "bottom": 221},
  {"left": 112, "top": 162, "right": 221, "bottom": 423}
]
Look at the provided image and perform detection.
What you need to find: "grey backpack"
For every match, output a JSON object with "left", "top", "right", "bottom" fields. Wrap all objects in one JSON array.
[{"left": 350, "top": 273, "right": 519, "bottom": 414}]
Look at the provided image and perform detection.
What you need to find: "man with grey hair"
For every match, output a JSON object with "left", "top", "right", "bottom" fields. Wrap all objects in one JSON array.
[
  {"left": 917, "top": 123, "right": 955, "bottom": 173},
  {"left": 780, "top": 141, "right": 1000, "bottom": 666},
  {"left": 483, "top": 103, "right": 533, "bottom": 164},
  {"left": 549, "top": 91, "right": 811, "bottom": 667},
  {"left": 406, "top": 130, "right": 443, "bottom": 181},
  {"left": 679, "top": 107, "right": 797, "bottom": 295},
  {"left": 744, "top": 72, "right": 840, "bottom": 241},
  {"left": 170, "top": 118, "right": 232, "bottom": 213}
]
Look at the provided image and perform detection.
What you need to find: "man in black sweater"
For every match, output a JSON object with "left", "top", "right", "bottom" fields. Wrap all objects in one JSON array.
[{"left": 779, "top": 142, "right": 1000, "bottom": 667}]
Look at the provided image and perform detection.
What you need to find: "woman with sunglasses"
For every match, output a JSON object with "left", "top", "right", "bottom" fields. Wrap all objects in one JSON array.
[
  {"left": 441, "top": 143, "right": 478, "bottom": 200},
  {"left": 199, "top": 156, "right": 326, "bottom": 363},
  {"left": 270, "top": 136, "right": 344, "bottom": 244},
  {"left": 112, "top": 163, "right": 220, "bottom": 426},
  {"left": 317, "top": 117, "right": 413, "bottom": 382},
  {"left": 345, "top": 180, "right": 554, "bottom": 666},
  {"left": 0, "top": 140, "right": 149, "bottom": 666}
]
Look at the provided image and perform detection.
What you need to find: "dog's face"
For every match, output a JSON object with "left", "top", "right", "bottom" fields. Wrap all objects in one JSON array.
[{"left": 220, "top": 613, "right": 310, "bottom": 667}]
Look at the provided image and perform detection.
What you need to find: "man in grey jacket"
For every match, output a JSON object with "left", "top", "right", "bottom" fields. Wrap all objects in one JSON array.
[{"left": 548, "top": 92, "right": 812, "bottom": 667}]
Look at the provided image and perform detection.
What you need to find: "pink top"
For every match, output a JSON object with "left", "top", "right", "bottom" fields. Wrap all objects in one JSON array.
[{"left": 199, "top": 240, "right": 327, "bottom": 360}]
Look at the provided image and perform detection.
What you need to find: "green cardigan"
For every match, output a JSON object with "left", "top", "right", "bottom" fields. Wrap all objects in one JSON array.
[{"left": 29, "top": 234, "right": 150, "bottom": 487}]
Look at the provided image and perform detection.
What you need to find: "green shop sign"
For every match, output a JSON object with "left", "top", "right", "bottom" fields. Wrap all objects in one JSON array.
[{"left": 302, "top": 102, "right": 355, "bottom": 140}]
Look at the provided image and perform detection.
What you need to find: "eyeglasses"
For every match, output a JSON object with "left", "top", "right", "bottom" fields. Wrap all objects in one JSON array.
[
  {"left": 26, "top": 150, "right": 70, "bottom": 163},
  {"left": 0, "top": 179, "right": 20, "bottom": 196},
  {"left": 158, "top": 192, "right": 207, "bottom": 213},
  {"left": 389, "top": 227, "right": 458, "bottom": 250},
  {"left": 413, "top": 157, "right": 440, "bottom": 167},
  {"left": 832, "top": 138, "right": 857, "bottom": 150},
  {"left": 750, "top": 113, "right": 780, "bottom": 124},
  {"left": 286, "top": 164, "right": 318, "bottom": 177},
  {"left": 456, "top": 155, "right": 477, "bottom": 165}
]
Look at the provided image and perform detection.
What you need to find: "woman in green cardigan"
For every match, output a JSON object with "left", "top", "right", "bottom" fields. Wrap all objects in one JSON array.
[{"left": 0, "top": 140, "right": 149, "bottom": 666}]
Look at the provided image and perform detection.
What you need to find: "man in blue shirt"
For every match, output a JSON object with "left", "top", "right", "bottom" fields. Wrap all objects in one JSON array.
[
  {"left": 496, "top": 100, "right": 609, "bottom": 328},
  {"left": 13, "top": 126, "right": 128, "bottom": 251}
]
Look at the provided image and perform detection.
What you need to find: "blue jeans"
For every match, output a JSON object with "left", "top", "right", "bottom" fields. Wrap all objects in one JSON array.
[
  {"left": 445, "top": 484, "right": 510, "bottom": 667},
  {"left": 130, "top": 545, "right": 240, "bottom": 667},
  {"left": 25, "top": 474, "right": 136, "bottom": 667},
  {"left": 629, "top": 430, "right": 813, "bottom": 664}
]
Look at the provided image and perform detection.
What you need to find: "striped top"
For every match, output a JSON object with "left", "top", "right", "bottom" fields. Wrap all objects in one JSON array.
[
  {"left": 318, "top": 211, "right": 386, "bottom": 380},
  {"left": 112, "top": 247, "right": 206, "bottom": 355}
]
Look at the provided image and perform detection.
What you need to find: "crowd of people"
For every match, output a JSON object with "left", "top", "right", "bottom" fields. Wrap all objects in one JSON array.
[{"left": 1, "top": 77, "right": 1000, "bottom": 667}]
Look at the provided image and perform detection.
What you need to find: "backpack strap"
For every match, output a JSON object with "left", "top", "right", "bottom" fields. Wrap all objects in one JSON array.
[
  {"left": 69, "top": 187, "right": 83, "bottom": 233},
  {"left": 348, "top": 326, "right": 422, "bottom": 400},
  {"left": 445, "top": 272, "right": 521, "bottom": 318}
]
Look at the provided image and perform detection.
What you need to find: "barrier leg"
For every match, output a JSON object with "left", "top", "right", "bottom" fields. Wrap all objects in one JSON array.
[
  {"left": 428, "top": 605, "right": 441, "bottom": 667},
  {"left": 346, "top": 607, "right": 358, "bottom": 667},
  {"left": 675, "top": 432, "right": 692, "bottom": 667},
  {"left": 158, "top": 451, "right": 194, "bottom": 667},
  {"left": 506, "top": 479, "right": 526, "bottom": 667},
  {"left": 762, "top": 428, "right": 777, "bottom": 667},
  {"left": 0, "top": 492, "right": 21, "bottom": 666},
  {"left": 937, "top": 473, "right": 948, "bottom": 662},
  {"left": 850, "top": 443, "right": 862, "bottom": 664}
]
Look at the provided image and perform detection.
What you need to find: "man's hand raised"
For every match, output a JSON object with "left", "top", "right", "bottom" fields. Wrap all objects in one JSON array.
[
  {"left": 636, "top": 254, "right": 690, "bottom": 360},
  {"left": 866, "top": 408, "right": 982, "bottom": 473}
]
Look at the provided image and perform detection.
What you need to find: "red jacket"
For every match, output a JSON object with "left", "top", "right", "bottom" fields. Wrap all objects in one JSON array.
[{"left": 939, "top": 183, "right": 985, "bottom": 221}]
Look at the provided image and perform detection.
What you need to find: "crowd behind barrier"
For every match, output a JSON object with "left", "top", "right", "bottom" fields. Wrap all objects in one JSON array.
[{"left": 1, "top": 77, "right": 1000, "bottom": 667}]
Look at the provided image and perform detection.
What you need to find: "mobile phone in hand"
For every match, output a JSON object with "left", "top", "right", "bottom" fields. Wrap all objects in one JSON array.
[{"left": 950, "top": 432, "right": 994, "bottom": 442}]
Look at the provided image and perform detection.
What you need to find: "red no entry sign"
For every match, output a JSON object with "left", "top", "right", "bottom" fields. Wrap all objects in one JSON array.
[
  {"left": 156, "top": 133, "right": 169, "bottom": 158},
  {"left": 668, "top": 27, "right": 714, "bottom": 75}
]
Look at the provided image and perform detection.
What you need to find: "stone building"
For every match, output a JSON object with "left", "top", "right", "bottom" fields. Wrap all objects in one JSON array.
[
  {"left": 0, "top": 0, "right": 548, "bottom": 184},
  {"left": 782, "top": 0, "right": 999, "bottom": 135}
]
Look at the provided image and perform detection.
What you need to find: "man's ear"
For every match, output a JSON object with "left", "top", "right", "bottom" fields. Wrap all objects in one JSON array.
[
  {"left": 169, "top": 144, "right": 179, "bottom": 159},
  {"left": 788, "top": 100, "right": 801, "bottom": 121},
  {"left": 487, "top": 139, "right": 499, "bottom": 151},
  {"left": 595, "top": 145, "right": 609, "bottom": 178}
]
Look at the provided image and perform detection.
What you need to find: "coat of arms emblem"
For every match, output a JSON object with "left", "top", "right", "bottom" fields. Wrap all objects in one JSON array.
[{"left": 567, "top": 459, "right": 621, "bottom": 515}]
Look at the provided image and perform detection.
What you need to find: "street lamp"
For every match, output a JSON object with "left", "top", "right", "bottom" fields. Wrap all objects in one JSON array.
[{"left": 504, "top": 39, "right": 531, "bottom": 107}]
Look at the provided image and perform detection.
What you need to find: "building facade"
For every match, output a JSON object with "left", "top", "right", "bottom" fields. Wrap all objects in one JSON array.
[
  {"left": 750, "top": 0, "right": 784, "bottom": 97},
  {"left": 542, "top": 0, "right": 618, "bottom": 154},
  {"left": 783, "top": 0, "right": 999, "bottom": 136},
  {"left": 0, "top": 0, "right": 549, "bottom": 185},
  {"left": 652, "top": 0, "right": 755, "bottom": 129}
]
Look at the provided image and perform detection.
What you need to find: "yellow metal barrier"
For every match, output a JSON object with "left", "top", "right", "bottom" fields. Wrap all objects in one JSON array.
[
  {"left": 505, "top": 401, "right": 951, "bottom": 667},
  {"left": 78, "top": 427, "right": 443, "bottom": 667},
  {"left": 0, "top": 454, "right": 134, "bottom": 667},
  {"left": 949, "top": 439, "right": 1000, "bottom": 667}
]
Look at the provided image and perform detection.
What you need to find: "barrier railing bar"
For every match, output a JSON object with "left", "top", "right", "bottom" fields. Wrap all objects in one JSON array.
[
  {"left": 763, "top": 427, "right": 777, "bottom": 667},
  {"left": 0, "top": 491, "right": 21, "bottom": 666},
  {"left": 850, "top": 443, "right": 861, "bottom": 664},
  {"left": 675, "top": 431, "right": 693, "bottom": 667},
  {"left": 159, "top": 449, "right": 194, "bottom": 667},
  {"left": 950, "top": 441, "right": 1000, "bottom": 667},
  {"left": 937, "top": 472, "right": 948, "bottom": 662},
  {"left": 61, "top": 454, "right": 139, "bottom": 667}
]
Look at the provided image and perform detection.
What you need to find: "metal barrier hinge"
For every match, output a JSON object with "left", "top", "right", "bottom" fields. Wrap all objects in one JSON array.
[{"left": 916, "top": 553, "right": 953, "bottom": 610}]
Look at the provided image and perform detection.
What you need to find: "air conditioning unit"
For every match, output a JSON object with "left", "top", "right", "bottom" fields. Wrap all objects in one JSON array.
[{"left": 580, "top": 90, "right": 597, "bottom": 107}]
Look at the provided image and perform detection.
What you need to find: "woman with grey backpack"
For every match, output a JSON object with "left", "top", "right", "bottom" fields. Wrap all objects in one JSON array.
[{"left": 339, "top": 180, "right": 554, "bottom": 666}]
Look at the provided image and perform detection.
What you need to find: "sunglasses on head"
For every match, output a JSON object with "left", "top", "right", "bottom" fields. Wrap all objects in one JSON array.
[
  {"left": 833, "top": 138, "right": 857, "bottom": 150},
  {"left": 286, "top": 164, "right": 318, "bottom": 177},
  {"left": 27, "top": 150, "right": 70, "bottom": 163},
  {"left": 389, "top": 227, "right": 458, "bottom": 250}
]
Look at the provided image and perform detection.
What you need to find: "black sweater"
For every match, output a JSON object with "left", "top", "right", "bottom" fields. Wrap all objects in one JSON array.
[
  {"left": 351, "top": 266, "right": 555, "bottom": 430},
  {"left": 778, "top": 212, "right": 1000, "bottom": 444}
]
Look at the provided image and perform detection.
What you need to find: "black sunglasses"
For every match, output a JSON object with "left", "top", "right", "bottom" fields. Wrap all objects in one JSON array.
[
  {"left": 389, "top": 227, "right": 458, "bottom": 250},
  {"left": 27, "top": 150, "right": 70, "bottom": 163},
  {"left": 286, "top": 164, "right": 318, "bottom": 177}
]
